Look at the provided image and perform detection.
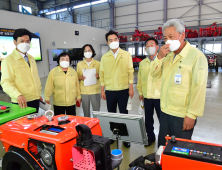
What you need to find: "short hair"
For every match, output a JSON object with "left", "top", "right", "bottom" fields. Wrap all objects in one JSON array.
[
  {"left": 57, "top": 52, "right": 71, "bottom": 65},
  {"left": 80, "top": 44, "right": 96, "bottom": 58},
  {"left": 162, "top": 19, "right": 185, "bottom": 34},
  {"left": 105, "top": 30, "right": 118, "bottom": 42},
  {"left": 145, "top": 37, "right": 159, "bottom": 46},
  {"left": 13, "top": 28, "right": 32, "bottom": 41}
]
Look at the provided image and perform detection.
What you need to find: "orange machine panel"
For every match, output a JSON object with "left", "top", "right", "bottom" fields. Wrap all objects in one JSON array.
[{"left": 0, "top": 114, "right": 103, "bottom": 170}]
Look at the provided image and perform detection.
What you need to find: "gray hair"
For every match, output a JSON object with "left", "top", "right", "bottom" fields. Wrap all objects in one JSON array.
[{"left": 162, "top": 19, "right": 185, "bottom": 34}]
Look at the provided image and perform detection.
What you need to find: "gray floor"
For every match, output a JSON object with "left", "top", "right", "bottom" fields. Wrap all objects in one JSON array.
[{"left": 0, "top": 70, "right": 222, "bottom": 170}]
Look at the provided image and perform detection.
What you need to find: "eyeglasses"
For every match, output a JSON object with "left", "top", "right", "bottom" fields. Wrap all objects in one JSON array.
[{"left": 84, "top": 49, "right": 92, "bottom": 53}]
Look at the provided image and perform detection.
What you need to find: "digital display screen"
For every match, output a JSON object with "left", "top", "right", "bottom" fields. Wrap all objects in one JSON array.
[
  {"left": 171, "top": 147, "right": 190, "bottom": 155},
  {"left": 48, "top": 127, "right": 64, "bottom": 133},
  {"left": 0, "top": 36, "right": 42, "bottom": 61}
]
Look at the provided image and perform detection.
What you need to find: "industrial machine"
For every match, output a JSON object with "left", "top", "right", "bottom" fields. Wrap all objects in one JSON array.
[
  {"left": 0, "top": 110, "right": 122, "bottom": 170},
  {"left": 132, "top": 30, "right": 150, "bottom": 42},
  {"left": 207, "top": 54, "right": 219, "bottom": 72},
  {"left": 156, "top": 136, "right": 222, "bottom": 170},
  {"left": 199, "top": 22, "right": 221, "bottom": 37}
]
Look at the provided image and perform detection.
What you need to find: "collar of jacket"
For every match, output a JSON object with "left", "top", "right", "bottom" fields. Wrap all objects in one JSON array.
[
  {"left": 13, "top": 48, "right": 28, "bottom": 60},
  {"left": 107, "top": 47, "right": 123, "bottom": 57},
  {"left": 58, "top": 66, "right": 71, "bottom": 73},
  {"left": 83, "top": 58, "right": 96, "bottom": 65}
]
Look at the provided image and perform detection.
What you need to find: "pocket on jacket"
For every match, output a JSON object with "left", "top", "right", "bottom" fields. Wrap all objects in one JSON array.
[
  {"left": 18, "top": 83, "right": 34, "bottom": 98},
  {"left": 70, "top": 90, "right": 77, "bottom": 103},
  {"left": 53, "top": 90, "right": 64, "bottom": 103},
  {"left": 119, "top": 74, "right": 128, "bottom": 87},
  {"left": 104, "top": 75, "right": 112, "bottom": 86},
  {"left": 167, "top": 90, "right": 187, "bottom": 112}
]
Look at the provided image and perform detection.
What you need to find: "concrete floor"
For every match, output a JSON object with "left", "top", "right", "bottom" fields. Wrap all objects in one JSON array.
[{"left": 0, "top": 70, "right": 222, "bottom": 170}]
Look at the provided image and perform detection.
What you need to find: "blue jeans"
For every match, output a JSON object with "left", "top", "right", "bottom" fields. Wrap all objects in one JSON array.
[{"left": 158, "top": 111, "right": 196, "bottom": 147}]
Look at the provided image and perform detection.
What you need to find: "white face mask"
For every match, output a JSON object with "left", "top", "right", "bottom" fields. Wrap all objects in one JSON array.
[
  {"left": 145, "top": 47, "right": 156, "bottom": 56},
  {"left": 166, "top": 35, "right": 182, "bottom": 52},
  {"left": 109, "top": 41, "right": 119, "bottom": 50},
  {"left": 84, "top": 52, "right": 92, "bottom": 59},
  {"left": 60, "top": 61, "right": 69, "bottom": 68},
  {"left": 17, "top": 43, "right": 30, "bottom": 53}
]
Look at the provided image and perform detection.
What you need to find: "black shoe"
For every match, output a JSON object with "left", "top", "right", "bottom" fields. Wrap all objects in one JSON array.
[
  {"left": 110, "top": 139, "right": 115, "bottom": 145},
  {"left": 144, "top": 138, "right": 155, "bottom": 147},
  {"left": 123, "top": 142, "right": 131, "bottom": 148}
]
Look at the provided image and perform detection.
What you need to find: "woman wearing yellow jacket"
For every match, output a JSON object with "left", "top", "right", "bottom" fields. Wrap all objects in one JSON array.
[
  {"left": 77, "top": 44, "right": 100, "bottom": 117},
  {"left": 44, "top": 52, "right": 81, "bottom": 116}
]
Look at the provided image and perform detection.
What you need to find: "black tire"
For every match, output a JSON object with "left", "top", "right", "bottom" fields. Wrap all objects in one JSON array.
[
  {"left": 2, "top": 147, "right": 42, "bottom": 170},
  {"left": 215, "top": 63, "right": 218, "bottom": 72}
]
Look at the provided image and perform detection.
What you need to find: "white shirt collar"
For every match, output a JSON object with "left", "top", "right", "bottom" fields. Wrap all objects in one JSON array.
[
  {"left": 111, "top": 48, "right": 120, "bottom": 59},
  {"left": 18, "top": 51, "right": 26, "bottom": 58}
]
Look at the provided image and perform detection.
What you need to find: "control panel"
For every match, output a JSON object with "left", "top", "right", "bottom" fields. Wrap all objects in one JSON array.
[{"left": 164, "top": 140, "right": 222, "bottom": 165}]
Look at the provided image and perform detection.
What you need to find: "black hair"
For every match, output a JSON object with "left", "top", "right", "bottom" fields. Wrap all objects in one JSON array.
[
  {"left": 105, "top": 30, "right": 118, "bottom": 42},
  {"left": 13, "top": 28, "right": 32, "bottom": 41},
  {"left": 144, "top": 37, "right": 159, "bottom": 46},
  {"left": 80, "top": 44, "right": 96, "bottom": 58},
  {"left": 57, "top": 52, "right": 71, "bottom": 65}
]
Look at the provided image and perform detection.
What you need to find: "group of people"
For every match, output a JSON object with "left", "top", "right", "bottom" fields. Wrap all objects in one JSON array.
[{"left": 0, "top": 18, "right": 208, "bottom": 149}]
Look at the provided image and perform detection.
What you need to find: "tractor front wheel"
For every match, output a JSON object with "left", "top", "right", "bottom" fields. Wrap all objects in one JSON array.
[{"left": 2, "top": 147, "right": 42, "bottom": 170}]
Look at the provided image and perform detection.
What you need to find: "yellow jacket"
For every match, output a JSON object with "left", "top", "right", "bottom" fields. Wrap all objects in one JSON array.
[
  {"left": 99, "top": 48, "right": 134, "bottom": 90},
  {"left": 150, "top": 42, "right": 208, "bottom": 119},
  {"left": 44, "top": 66, "right": 81, "bottom": 106},
  {"left": 1, "top": 49, "right": 41, "bottom": 103},
  {"left": 77, "top": 58, "right": 100, "bottom": 95},
  {"left": 137, "top": 57, "right": 161, "bottom": 99}
]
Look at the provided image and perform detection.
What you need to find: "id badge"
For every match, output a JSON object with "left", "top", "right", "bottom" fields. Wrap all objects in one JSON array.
[{"left": 174, "top": 74, "right": 182, "bottom": 84}]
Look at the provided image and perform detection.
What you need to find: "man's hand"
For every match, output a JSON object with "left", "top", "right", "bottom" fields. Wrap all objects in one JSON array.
[
  {"left": 157, "top": 44, "right": 170, "bottom": 60},
  {"left": 183, "top": 116, "right": 195, "bottom": 131},
  {"left": 40, "top": 96, "right": 43, "bottom": 102},
  {"left": 95, "top": 73, "right": 99, "bottom": 79},
  {"left": 79, "top": 75, "right": 86, "bottom": 80},
  {"left": 17, "top": 95, "right": 27, "bottom": 109},
  {"left": 76, "top": 99, "right": 81, "bottom": 105},
  {"left": 45, "top": 100, "right": 50, "bottom": 104},
  {"left": 139, "top": 95, "right": 144, "bottom": 101},
  {"left": 101, "top": 91, "right": 106, "bottom": 100},
  {"left": 129, "top": 84, "right": 134, "bottom": 98}
]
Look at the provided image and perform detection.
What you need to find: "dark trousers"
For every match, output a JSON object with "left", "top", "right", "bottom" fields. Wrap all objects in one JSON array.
[
  {"left": 144, "top": 98, "right": 160, "bottom": 141},
  {"left": 12, "top": 99, "right": 39, "bottom": 113},
  {"left": 158, "top": 111, "right": 196, "bottom": 147},
  {"left": 53, "top": 105, "right": 76, "bottom": 116},
  {"left": 105, "top": 89, "right": 129, "bottom": 114}
]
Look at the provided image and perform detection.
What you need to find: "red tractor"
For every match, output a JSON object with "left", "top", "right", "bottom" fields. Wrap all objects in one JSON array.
[
  {"left": 185, "top": 28, "right": 198, "bottom": 38},
  {"left": 153, "top": 27, "right": 163, "bottom": 40},
  {"left": 118, "top": 35, "right": 128, "bottom": 43},
  {"left": 132, "top": 30, "right": 150, "bottom": 42},
  {"left": 207, "top": 54, "right": 219, "bottom": 72},
  {"left": 199, "top": 22, "right": 221, "bottom": 37}
]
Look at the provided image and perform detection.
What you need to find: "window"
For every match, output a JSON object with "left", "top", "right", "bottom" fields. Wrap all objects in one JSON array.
[
  {"left": 213, "top": 44, "right": 221, "bottom": 53},
  {"left": 138, "top": 47, "right": 146, "bottom": 55},
  {"left": 128, "top": 47, "right": 135, "bottom": 55},
  {"left": 19, "top": 5, "right": 32, "bottom": 14},
  {"left": 204, "top": 43, "right": 221, "bottom": 53}
]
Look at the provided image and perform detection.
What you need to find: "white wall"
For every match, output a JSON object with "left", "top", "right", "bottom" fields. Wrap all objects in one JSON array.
[{"left": 0, "top": 10, "right": 107, "bottom": 77}]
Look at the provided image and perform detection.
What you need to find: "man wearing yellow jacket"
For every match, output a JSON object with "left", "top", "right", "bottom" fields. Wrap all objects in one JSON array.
[
  {"left": 150, "top": 19, "right": 208, "bottom": 147},
  {"left": 100, "top": 30, "right": 134, "bottom": 148},
  {"left": 1, "top": 29, "right": 42, "bottom": 112},
  {"left": 45, "top": 52, "right": 81, "bottom": 116},
  {"left": 137, "top": 37, "right": 161, "bottom": 147}
]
